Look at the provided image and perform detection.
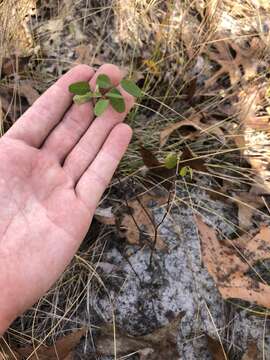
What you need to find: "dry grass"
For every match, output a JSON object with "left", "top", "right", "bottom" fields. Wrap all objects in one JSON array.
[
  {"left": 1, "top": 0, "right": 270, "bottom": 357},
  {"left": 0, "top": 0, "right": 35, "bottom": 57}
]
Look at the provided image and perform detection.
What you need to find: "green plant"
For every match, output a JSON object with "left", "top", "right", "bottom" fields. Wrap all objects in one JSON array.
[
  {"left": 69, "top": 74, "right": 142, "bottom": 117},
  {"left": 164, "top": 152, "right": 193, "bottom": 178}
]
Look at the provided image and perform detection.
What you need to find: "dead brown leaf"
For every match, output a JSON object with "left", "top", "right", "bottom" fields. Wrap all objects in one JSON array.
[
  {"left": 96, "top": 312, "right": 184, "bottom": 359},
  {"left": 160, "top": 116, "right": 203, "bottom": 146},
  {"left": 139, "top": 146, "right": 208, "bottom": 189},
  {"left": 206, "top": 335, "right": 227, "bottom": 360},
  {"left": 241, "top": 342, "right": 261, "bottom": 360},
  {"left": 1, "top": 55, "right": 31, "bottom": 78},
  {"left": 139, "top": 146, "right": 162, "bottom": 169},
  {"left": 207, "top": 184, "right": 265, "bottom": 230},
  {"left": 118, "top": 192, "right": 168, "bottom": 250},
  {"left": 19, "top": 81, "right": 39, "bottom": 105},
  {"left": 180, "top": 147, "right": 208, "bottom": 172},
  {"left": 196, "top": 216, "right": 270, "bottom": 309},
  {"left": 16, "top": 327, "right": 86, "bottom": 360},
  {"left": 235, "top": 192, "right": 264, "bottom": 230},
  {"left": 160, "top": 114, "right": 224, "bottom": 147},
  {"left": 139, "top": 146, "right": 175, "bottom": 190},
  {"left": 204, "top": 38, "right": 262, "bottom": 88}
]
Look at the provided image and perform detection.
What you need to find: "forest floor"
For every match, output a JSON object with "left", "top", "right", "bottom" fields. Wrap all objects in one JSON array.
[{"left": 1, "top": 0, "right": 270, "bottom": 359}]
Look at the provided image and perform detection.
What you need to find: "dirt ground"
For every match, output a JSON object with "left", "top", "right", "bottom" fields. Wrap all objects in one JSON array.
[{"left": 1, "top": 0, "right": 270, "bottom": 359}]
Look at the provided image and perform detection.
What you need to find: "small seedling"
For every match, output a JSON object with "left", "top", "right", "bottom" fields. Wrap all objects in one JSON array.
[
  {"left": 69, "top": 74, "right": 142, "bottom": 117},
  {"left": 164, "top": 152, "right": 178, "bottom": 169},
  {"left": 164, "top": 152, "right": 193, "bottom": 179},
  {"left": 179, "top": 166, "right": 193, "bottom": 179}
]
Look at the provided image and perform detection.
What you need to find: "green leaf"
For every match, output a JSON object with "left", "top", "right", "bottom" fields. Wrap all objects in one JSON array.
[
  {"left": 96, "top": 74, "right": 112, "bottom": 89},
  {"left": 120, "top": 79, "right": 142, "bottom": 97},
  {"left": 179, "top": 166, "right": 188, "bottom": 177},
  {"left": 69, "top": 81, "right": 90, "bottom": 95},
  {"left": 164, "top": 153, "right": 178, "bottom": 169},
  {"left": 106, "top": 88, "right": 124, "bottom": 99},
  {"left": 179, "top": 166, "right": 193, "bottom": 178},
  {"left": 94, "top": 99, "right": 110, "bottom": 117},
  {"left": 109, "top": 96, "right": 125, "bottom": 113}
]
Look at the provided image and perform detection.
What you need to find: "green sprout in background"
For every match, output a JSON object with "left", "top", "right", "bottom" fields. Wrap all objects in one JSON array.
[
  {"left": 69, "top": 74, "right": 142, "bottom": 117},
  {"left": 164, "top": 152, "right": 193, "bottom": 179}
]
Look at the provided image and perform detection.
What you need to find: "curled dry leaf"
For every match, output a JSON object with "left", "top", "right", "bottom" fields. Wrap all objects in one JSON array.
[
  {"left": 160, "top": 116, "right": 203, "bottom": 146},
  {"left": 196, "top": 216, "right": 270, "bottom": 309},
  {"left": 118, "top": 193, "right": 168, "bottom": 250},
  {"left": 159, "top": 114, "right": 224, "bottom": 147},
  {"left": 96, "top": 312, "right": 184, "bottom": 360}
]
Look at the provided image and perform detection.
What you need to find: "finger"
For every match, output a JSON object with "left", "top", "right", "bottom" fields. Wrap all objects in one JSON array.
[
  {"left": 42, "top": 100, "right": 94, "bottom": 163},
  {"left": 63, "top": 65, "right": 134, "bottom": 183},
  {"left": 5, "top": 65, "right": 94, "bottom": 148},
  {"left": 42, "top": 64, "right": 122, "bottom": 163},
  {"left": 76, "top": 123, "right": 132, "bottom": 211},
  {"left": 89, "top": 63, "right": 124, "bottom": 90}
]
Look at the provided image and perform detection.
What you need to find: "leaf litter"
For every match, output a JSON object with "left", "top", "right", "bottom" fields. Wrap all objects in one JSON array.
[
  {"left": 196, "top": 216, "right": 270, "bottom": 309},
  {"left": 2, "top": 0, "right": 270, "bottom": 359},
  {"left": 95, "top": 312, "right": 184, "bottom": 359},
  {"left": 159, "top": 113, "right": 225, "bottom": 146},
  {"left": 0, "top": 327, "right": 86, "bottom": 360},
  {"left": 117, "top": 192, "right": 169, "bottom": 250}
]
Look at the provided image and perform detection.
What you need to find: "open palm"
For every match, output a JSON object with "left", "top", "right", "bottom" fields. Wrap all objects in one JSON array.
[{"left": 0, "top": 64, "right": 133, "bottom": 332}]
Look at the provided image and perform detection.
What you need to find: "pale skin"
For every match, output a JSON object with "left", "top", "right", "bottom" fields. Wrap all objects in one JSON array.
[{"left": 0, "top": 64, "right": 134, "bottom": 334}]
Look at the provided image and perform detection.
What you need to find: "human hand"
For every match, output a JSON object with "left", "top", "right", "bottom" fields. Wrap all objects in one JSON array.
[{"left": 0, "top": 64, "right": 134, "bottom": 333}]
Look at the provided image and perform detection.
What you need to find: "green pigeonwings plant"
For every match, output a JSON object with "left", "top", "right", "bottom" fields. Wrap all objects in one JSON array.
[{"left": 69, "top": 74, "right": 142, "bottom": 117}]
